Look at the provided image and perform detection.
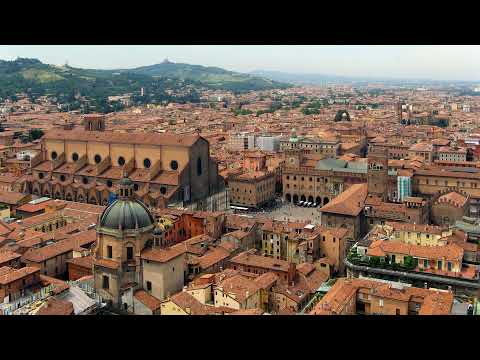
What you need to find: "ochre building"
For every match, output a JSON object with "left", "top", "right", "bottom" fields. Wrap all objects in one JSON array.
[{"left": 22, "top": 115, "right": 223, "bottom": 208}]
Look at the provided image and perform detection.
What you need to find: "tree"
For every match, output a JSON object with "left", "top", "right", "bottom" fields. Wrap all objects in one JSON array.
[
  {"left": 29, "top": 129, "right": 44, "bottom": 141},
  {"left": 368, "top": 256, "right": 381, "bottom": 267},
  {"left": 334, "top": 110, "right": 350, "bottom": 122}
]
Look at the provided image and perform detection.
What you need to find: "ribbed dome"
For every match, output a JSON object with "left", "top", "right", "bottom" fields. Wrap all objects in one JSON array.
[{"left": 99, "top": 199, "right": 154, "bottom": 230}]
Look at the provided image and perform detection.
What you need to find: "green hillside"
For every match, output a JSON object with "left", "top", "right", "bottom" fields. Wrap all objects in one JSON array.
[
  {"left": 0, "top": 58, "right": 292, "bottom": 113},
  {"left": 117, "top": 60, "right": 291, "bottom": 91}
]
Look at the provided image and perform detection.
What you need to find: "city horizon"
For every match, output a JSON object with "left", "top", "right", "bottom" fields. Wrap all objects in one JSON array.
[{"left": 0, "top": 45, "right": 479, "bottom": 82}]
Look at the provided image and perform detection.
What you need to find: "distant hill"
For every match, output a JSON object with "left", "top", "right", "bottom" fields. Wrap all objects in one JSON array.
[
  {"left": 251, "top": 69, "right": 479, "bottom": 86},
  {"left": 250, "top": 70, "right": 358, "bottom": 85},
  {"left": 0, "top": 58, "right": 292, "bottom": 105},
  {"left": 119, "top": 60, "right": 291, "bottom": 92}
]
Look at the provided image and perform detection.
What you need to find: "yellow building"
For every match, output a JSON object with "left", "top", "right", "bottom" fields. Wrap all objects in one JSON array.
[
  {"left": 23, "top": 114, "right": 222, "bottom": 208},
  {"left": 386, "top": 222, "right": 452, "bottom": 247}
]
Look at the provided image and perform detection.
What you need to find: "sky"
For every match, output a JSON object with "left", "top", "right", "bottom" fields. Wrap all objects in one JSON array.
[{"left": 0, "top": 45, "right": 479, "bottom": 81}]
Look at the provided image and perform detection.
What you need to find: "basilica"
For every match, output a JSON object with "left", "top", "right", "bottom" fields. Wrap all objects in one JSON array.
[{"left": 22, "top": 114, "right": 223, "bottom": 208}]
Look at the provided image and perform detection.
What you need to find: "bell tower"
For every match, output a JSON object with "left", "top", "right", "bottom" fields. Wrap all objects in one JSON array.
[{"left": 367, "top": 146, "right": 389, "bottom": 201}]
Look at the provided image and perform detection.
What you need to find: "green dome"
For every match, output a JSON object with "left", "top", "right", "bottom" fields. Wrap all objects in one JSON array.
[
  {"left": 99, "top": 199, "right": 154, "bottom": 231},
  {"left": 119, "top": 177, "right": 134, "bottom": 187},
  {"left": 289, "top": 128, "right": 298, "bottom": 143}
]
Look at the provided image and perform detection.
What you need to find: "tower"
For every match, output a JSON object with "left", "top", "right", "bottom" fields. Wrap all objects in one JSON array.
[
  {"left": 396, "top": 101, "right": 403, "bottom": 123},
  {"left": 367, "top": 146, "right": 389, "bottom": 202},
  {"left": 93, "top": 175, "right": 156, "bottom": 311}
]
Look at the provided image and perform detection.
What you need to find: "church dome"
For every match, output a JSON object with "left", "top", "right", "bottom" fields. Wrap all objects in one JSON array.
[
  {"left": 98, "top": 175, "right": 154, "bottom": 231},
  {"left": 99, "top": 199, "right": 155, "bottom": 231}
]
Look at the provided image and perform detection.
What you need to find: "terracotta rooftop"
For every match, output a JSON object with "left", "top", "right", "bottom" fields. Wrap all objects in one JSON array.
[
  {"left": 0, "top": 192, "right": 29, "bottom": 205},
  {"left": 66, "top": 255, "right": 93, "bottom": 269},
  {"left": 44, "top": 129, "right": 202, "bottom": 147},
  {"left": 93, "top": 258, "right": 120, "bottom": 270},
  {"left": 230, "top": 250, "right": 291, "bottom": 273},
  {"left": 253, "top": 272, "right": 279, "bottom": 289},
  {"left": 167, "top": 290, "right": 211, "bottom": 315},
  {"left": 16, "top": 200, "right": 54, "bottom": 213},
  {"left": 141, "top": 247, "right": 184, "bottom": 263},
  {"left": 385, "top": 221, "right": 448, "bottom": 236},
  {"left": 36, "top": 298, "right": 74, "bottom": 315},
  {"left": 217, "top": 273, "right": 261, "bottom": 303},
  {"left": 0, "top": 266, "right": 39, "bottom": 285},
  {"left": 134, "top": 289, "right": 162, "bottom": 311},
  {"left": 366, "top": 240, "right": 464, "bottom": 262},
  {"left": 197, "top": 247, "right": 231, "bottom": 270},
  {"left": 230, "top": 308, "right": 265, "bottom": 315},
  {"left": 0, "top": 250, "right": 22, "bottom": 264},
  {"left": 409, "top": 142, "right": 433, "bottom": 152},
  {"left": 436, "top": 191, "right": 468, "bottom": 208},
  {"left": 319, "top": 183, "right": 368, "bottom": 216},
  {"left": 310, "top": 277, "right": 453, "bottom": 315}
]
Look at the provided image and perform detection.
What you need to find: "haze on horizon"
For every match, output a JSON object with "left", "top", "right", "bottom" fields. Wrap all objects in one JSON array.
[{"left": 0, "top": 45, "right": 479, "bottom": 82}]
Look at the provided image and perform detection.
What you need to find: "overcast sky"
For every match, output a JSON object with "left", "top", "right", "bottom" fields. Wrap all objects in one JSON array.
[{"left": 0, "top": 45, "right": 479, "bottom": 81}]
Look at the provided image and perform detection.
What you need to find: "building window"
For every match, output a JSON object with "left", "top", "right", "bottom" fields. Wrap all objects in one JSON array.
[
  {"left": 170, "top": 160, "right": 178, "bottom": 170},
  {"left": 60, "top": 175, "right": 66, "bottom": 182},
  {"left": 102, "top": 275, "right": 109, "bottom": 289},
  {"left": 447, "top": 262, "right": 452, "bottom": 271},
  {"left": 437, "top": 260, "right": 442, "bottom": 270},
  {"left": 172, "top": 267, "right": 175, "bottom": 272},
  {"left": 396, "top": 309, "right": 400, "bottom": 315},
  {"left": 94, "top": 154, "right": 102, "bottom": 164},
  {"left": 127, "top": 246, "right": 133, "bottom": 260},
  {"left": 146, "top": 281, "right": 152, "bottom": 291},
  {"left": 51, "top": 151, "right": 58, "bottom": 160},
  {"left": 82, "top": 177, "right": 88, "bottom": 184},
  {"left": 144, "top": 158, "right": 151, "bottom": 168},
  {"left": 107, "top": 180, "right": 113, "bottom": 188},
  {"left": 107, "top": 245, "right": 112, "bottom": 258},
  {"left": 39, "top": 172, "right": 44, "bottom": 179},
  {"left": 160, "top": 186, "right": 167, "bottom": 195},
  {"left": 379, "top": 299, "right": 384, "bottom": 307},
  {"left": 424, "top": 259, "right": 429, "bottom": 268},
  {"left": 197, "top": 157, "right": 202, "bottom": 176},
  {"left": 72, "top": 153, "right": 79, "bottom": 162},
  {"left": 118, "top": 156, "right": 125, "bottom": 166}
]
